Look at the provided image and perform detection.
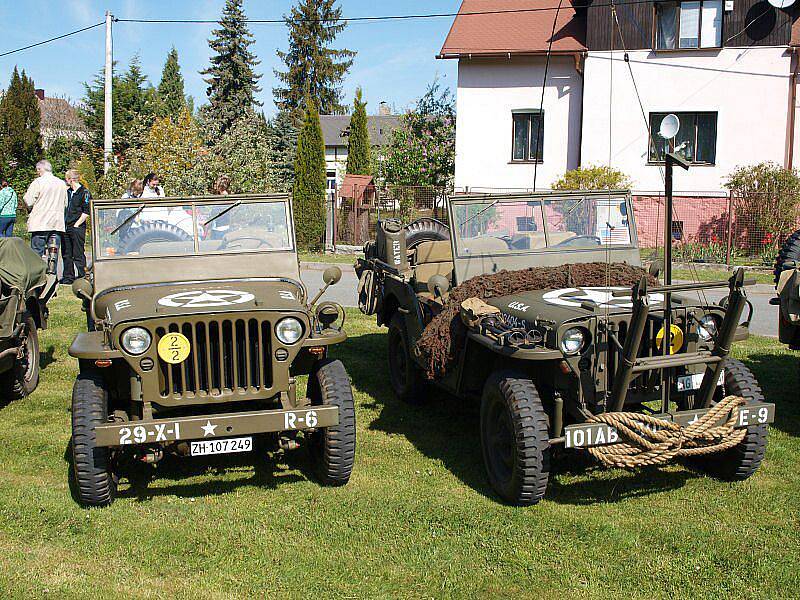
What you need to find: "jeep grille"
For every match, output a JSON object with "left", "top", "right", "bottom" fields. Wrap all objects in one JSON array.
[{"left": 156, "top": 318, "right": 273, "bottom": 399}]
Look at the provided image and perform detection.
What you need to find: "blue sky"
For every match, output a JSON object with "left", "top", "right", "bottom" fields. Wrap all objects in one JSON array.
[{"left": 0, "top": 0, "right": 461, "bottom": 115}]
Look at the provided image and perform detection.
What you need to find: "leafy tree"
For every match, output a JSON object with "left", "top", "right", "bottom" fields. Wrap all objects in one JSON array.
[
  {"left": 274, "top": 0, "right": 355, "bottom": 117},
  {"left": 292, "top": 98, "right": 326, "bottom": 250},
  {"left": 81, "top": 56, "right": 157, "bottom": 160},
  {"left": 44, "top": 137, "right": 83, "bottom": 178},
  {"left": 76, "top": 155, "right": 98, "bottom": 194},
  {"left": 383, "top": 80, "right": 455, "bottom": 188},
  {"left": 552, "top": 165, "right": 632, "bottom": 190},
  {"left": 201, "top": 0, "right": 261, "bottom": 136},
  {"left": 346, "top": 87, "right": 371, "bottom": 175},
  {"left": 124, "top": 108, "right": 208, "bottom": 196},
  {"left": 266, "top": 110, "right": 298, "bottom": 193},
  {"left": 157, "top": 47, "right": 187, "bottom": 119},
  {"left": 211, "top": 109, "right": 273, "bottom": 193},
  {"left": 0, "top": 67, "right": 43, "bottom": 188}
]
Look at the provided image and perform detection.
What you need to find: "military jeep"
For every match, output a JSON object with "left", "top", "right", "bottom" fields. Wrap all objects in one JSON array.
[
  {"left": 773, "top": 228, "right": 800, "bottom": 350},
  {"left": 356, "top": 191, "right": 774, "bottom": 506},
  {"left": 69, "top": 193, "right": 355, "bottom": 507},
  {"left": 0, "top": 237, "right": 58, "bottom": 400}
]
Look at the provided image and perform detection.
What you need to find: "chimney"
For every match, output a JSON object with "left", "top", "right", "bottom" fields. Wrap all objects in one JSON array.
[
  {"left": 378, "top": 101, "right": 390, "bottom": 116},
  {"left": 34, "top": 89, "right": 45, "bottom": 101}
]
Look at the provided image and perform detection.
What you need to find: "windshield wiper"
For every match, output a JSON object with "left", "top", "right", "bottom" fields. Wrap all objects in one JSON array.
[
  {"left": 563, "top": 198, "right": 585, "bottom": 218},
  {"left": 458, "top": 199, "right": 499, "bottom": 229},
  {"left": 203, "top": 201, "right": 241, "bottom": 227},
  {"left": 111, "top": 204, "right": 145, "bottom": 236}
]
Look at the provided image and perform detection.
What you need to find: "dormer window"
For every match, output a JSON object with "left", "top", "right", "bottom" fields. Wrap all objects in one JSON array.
[{"left": 656, "top": 1, "right": 722, "bottom": 49}]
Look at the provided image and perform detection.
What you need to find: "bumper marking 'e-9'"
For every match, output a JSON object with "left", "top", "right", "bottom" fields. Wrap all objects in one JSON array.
[{"left": 564, "top": 402, "right": 775, "bottom": 449}]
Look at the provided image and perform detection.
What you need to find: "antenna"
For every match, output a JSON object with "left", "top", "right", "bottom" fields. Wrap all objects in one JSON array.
[
  {"left": 659, "top": 113, "right": 680, "bottom": 140},
  {"left": 767, "top": 0, "right": 794, "bottom": 8}
]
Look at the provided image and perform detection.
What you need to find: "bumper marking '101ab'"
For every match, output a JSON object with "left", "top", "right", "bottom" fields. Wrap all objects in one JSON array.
[
  {"left": 94, "top": 405, "right": 339, "bottom": 447},
  {"left": 564, "top": 402, "right": 775, "bottom": 449}
]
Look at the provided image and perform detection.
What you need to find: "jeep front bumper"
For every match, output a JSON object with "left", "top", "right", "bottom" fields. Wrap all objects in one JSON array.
[{"left": 94, "top": 404, "right": 339, "bottom": 447}]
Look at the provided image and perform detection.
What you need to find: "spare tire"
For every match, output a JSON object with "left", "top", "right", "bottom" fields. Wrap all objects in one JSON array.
[
  {"left": 774, "top": 229, "right": 800, "bottom": 286},
  {"left": 119, "top": 221, "right": 192, "bottom": 254},
  {"left": 404, "top": 217, "right": 449, "bottom": 250}
]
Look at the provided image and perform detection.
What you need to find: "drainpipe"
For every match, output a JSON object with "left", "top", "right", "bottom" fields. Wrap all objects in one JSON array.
[
  {"left": 786, "top": 46, "right": 799, "bottom": 169},
  {"left": 575, "top": 51, "right": 587, "bottom": 169}
]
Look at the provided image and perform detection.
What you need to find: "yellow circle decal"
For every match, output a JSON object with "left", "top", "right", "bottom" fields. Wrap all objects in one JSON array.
[
  {"left": 656, "top": 324, "right": 684, "bottom": 355},
  {"left": 158, "top": 332, "right": 191, "bottom": 364}
]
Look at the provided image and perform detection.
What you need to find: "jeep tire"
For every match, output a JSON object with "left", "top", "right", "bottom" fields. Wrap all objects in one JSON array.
[
  {"left": 307, "top": 359, "right": 356, "bottom": 486},
  {"left": 0, "top": 316, "right": 39, "bottom": 400},
  {"left": 480, "top": 372, "right": 551, "bottom": 506},
  {"left": 690, "top": 359, "right": 768, "bottom": 481},
  {"left": 773, "top": 228, "right": 800, "bottom": 286},
  {"left": 71, "top": 373, "right": 118, "bottom": 507},
  {"left": 387, "top": 314, "right": 428, "bottom": 405}
]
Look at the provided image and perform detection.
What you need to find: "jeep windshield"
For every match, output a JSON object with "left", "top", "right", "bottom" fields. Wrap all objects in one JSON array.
[
  {"left": 95, "top": 197, "right": 293, "bottom": 259},
  {"left": 452, "top": 194, "right": 634, "bottom": 257}
]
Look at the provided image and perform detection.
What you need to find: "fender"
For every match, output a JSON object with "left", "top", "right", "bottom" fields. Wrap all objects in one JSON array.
[{"left": 69, "top": 331, "right": 122, "bottom": 360}]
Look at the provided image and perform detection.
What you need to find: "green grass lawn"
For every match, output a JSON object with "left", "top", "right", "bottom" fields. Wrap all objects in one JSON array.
[
  {"left": 1, "top": 295, "right": 798, "bottom": 598},
  {"left": 299, "top": 252, "right": 359, "bottom": 265}
]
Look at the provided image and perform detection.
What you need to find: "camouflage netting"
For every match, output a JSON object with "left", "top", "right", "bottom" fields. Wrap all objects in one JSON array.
[{"left": 415, "top": 262, "right": 656, "bottom": 379}]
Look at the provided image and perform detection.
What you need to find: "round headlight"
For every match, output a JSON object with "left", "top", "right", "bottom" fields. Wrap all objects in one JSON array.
[
  {"left": 697, "top": 314, "right": 719, "bottom": 342},
  {"left": 276, "top": 317, "right": 304, "bottom": 345},
  {"left": 560, "top": 327, "right": 587, "bottom": 355},
  {"left": 121, "top": 327, "right": 151, "bottom": 355}
]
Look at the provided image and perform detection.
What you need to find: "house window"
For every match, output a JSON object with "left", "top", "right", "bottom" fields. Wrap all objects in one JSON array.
[
  {"left": 511, "top": 111, "right": 544, "bottom": 162},
  {"left": 656, "top": 1, "right": 722, "bottom": 49},
  {"left": 649, "top": 112, "right": 717, "bottom": 164}
]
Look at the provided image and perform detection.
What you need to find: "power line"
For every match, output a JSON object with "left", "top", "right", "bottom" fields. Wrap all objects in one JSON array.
[
  {"left": 113, "top": 1, "right": 664, "bottom": 25},
  {"left": 0, "top": 22, "right": 104, "bottom": 59}
]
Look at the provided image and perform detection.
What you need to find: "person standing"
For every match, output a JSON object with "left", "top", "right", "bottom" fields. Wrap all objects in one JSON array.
[
  {"left": 141, "top": 173, "right": 164, "bottom": 197},
  {"left": 62, "top": 169, "right": 91, "bottom": 284},
  {"left": 23, "top": 160, "right": 67, "bottom": 257},
  {"left": 210, "top": 174, "right": 232, "bottom": 239},
  {"left": 0, "top": 180, "right": 17, "bottom": 237}
]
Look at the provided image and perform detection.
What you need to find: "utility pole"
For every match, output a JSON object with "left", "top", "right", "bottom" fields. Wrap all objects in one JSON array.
[{"left": 103, "top": 10, "right": 113, "bottom": 173}]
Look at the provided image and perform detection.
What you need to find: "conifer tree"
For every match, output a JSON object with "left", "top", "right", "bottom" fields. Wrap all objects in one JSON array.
[
  {"left": 266, "top": 110, "right": 298, "bottom": 192},
  {"left": 201, "top": 0, "right": 261, "bottom": 135},
  {"left": 82, "top": 56, "right": 156, "bottom": 158},
  {"left": 274, "top": 0, "right": 355, "bottom": 117},
  {"left": 158, "top": 47, "right": 186, "bottom": 119},
  {"left": 346, "top": 87, "right": 370, "bottom": 175},
  {"left": 0, "top": 67, "right": 43, "bottom": 184},
  {"left": 292, "top": 98, "right": 326, "bottom": 250}
]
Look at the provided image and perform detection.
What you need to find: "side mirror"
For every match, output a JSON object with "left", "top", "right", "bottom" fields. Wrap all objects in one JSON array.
[
  {"left": 427, "top": 274, "right": 451, "bottom": 298},
  {"left": 648, "top": 260, "right": 663, "bottom": 279},
  {"left": 72, "top": 277, "right": 93, "bottom": 300},
  {"left": 323, "top": 266, "right": 342, "bottom": 286}
]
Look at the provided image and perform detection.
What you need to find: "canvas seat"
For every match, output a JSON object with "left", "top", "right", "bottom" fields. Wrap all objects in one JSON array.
[{"left": 411, "top": 240, "right": 453, "bottom": 291}]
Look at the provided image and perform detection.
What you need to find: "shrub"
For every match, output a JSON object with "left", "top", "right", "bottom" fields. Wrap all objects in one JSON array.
[
  {"left": 725, "top": 162, "right": 800, "bottom": 256},
  {"left": 552, "top": 165, "right": 632, "bottom": 190},
  {"left": 292, "top": 99, "right": 326, "bottom": 251}
]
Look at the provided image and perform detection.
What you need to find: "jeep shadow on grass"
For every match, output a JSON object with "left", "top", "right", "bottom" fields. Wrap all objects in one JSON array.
[
  {"left": 356, "top": 191, "right": 775, "bottom": 506},
  {"left": 68, "top": 193, "right": 355, "bottom": 507}
]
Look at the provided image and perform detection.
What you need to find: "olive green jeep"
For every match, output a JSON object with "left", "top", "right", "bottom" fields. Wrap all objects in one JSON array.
[
  {"left": 356, "top": 191, "right": 774, "bottom": 505},
  {"left": 69, "top": 193, "right": 355, "bottom": 506}
]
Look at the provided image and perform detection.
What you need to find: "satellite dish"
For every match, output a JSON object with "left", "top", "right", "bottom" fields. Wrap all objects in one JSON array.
[
  {"left": 768, "top": 0, "right": 794, "bottom": 8},
  {"left": 659, "top": 114, "right": 680, "bottom": 140}
]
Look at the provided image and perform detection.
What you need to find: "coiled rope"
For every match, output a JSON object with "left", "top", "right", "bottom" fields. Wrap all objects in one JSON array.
[{"left": 586, "top": 395, "right": 747, "bottom": 468}]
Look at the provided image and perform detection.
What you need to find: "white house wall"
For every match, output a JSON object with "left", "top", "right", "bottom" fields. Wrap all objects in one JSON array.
[
  {"left": 454, "top": 56, "right": 583, "bottom": 191},
  {"left": 581, "top": 47, "right": 792, "bottom": 195}
]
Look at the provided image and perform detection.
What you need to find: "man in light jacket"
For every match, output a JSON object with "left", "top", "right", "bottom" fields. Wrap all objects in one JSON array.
[{"left": 23, "top": 159, "right": 67, "bottom": 257}]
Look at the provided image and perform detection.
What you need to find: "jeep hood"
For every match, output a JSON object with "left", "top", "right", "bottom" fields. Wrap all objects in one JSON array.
[
  {"left": 95, "top": 279, "right": 307, "bottom": 325},
  {"left": 485, "top": 286, "right": 677, "bottom": 325}
]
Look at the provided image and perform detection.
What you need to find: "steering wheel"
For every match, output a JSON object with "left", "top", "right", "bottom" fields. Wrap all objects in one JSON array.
[
  {"left": 554, "top": 235, "right": 602, "bottom": 247},
  {"left": 218, "top": 235, "right": 274, "bottom": 251}
]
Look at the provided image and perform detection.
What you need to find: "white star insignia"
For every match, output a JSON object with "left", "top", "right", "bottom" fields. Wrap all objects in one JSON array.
[{"left": 201, "top": 420, "right": 217, "bottom": 437}]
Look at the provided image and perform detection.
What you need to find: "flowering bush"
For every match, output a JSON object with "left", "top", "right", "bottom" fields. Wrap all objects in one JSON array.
[{"left": 383, "top": 80, "right": 455, "bottom": 189}]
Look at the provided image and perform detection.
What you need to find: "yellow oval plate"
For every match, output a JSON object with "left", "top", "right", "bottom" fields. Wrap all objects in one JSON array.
[
  {"left": 656, "top": 324, "right": 684, "bottom": 355},
  {"left": 158, "top": 332, "right": 191, "bottom": 364}
]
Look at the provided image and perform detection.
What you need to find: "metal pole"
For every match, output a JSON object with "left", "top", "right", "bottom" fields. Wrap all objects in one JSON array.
[
  {"left": 661, "top": 157, "right": 673, "bottom": 413},
  {"left": 103, "top": 11, "right": 113, "bottom": 174}
]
